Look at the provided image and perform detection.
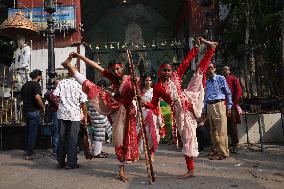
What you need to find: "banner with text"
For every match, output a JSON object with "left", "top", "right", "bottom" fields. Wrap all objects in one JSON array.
[{"left": 8, "top": 5, "right": 76, "bottom": 31}]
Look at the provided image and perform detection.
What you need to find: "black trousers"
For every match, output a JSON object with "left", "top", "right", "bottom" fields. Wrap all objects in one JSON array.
[
  {"left": 227, "top": 109, "right": 239, "bottom": 147},
  {"left": 57, "top": 119, "right": 80, "bottom": 167},
  {"left": 196, "top": 125, "right": 211, "bottom": 151}
]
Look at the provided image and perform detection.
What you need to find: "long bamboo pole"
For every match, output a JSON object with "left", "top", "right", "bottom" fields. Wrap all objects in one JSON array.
[{"left": 126, "top": 50, "right": 155, "bottom": 184}]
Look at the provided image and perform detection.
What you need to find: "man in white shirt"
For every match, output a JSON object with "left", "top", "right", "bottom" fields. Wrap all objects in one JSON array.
[{"left": 53, "top": 74, "right": 88, "bottom": 169}]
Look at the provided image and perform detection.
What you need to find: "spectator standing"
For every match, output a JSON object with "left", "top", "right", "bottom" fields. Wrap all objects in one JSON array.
[
  {"left": 21, "top": 69, "right": 45, "bottom": 160},
  {"left": 44, "top": 79, "right": 61, "bottom": 157},
  {"left": 204, "top": 63, "right": 233, "bottom": 160},
  {"left": 196, "top": 117, "right": 211, "bottom": 152},
  {"left": 88, "top": 79, "right": 111, "bottom": 158},
  {"left": 138, "top": 75, "right": 164, "bottom": 162},
  {"left": 222, "top": 65, "right": 242, "bottom": 153},
  {"left": 53, "top": 71, "right": 88, "bottom": 169}
]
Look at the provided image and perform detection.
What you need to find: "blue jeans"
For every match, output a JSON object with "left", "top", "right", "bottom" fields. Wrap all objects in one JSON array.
[
  {"left": 25, "top": 110, "right": 40, "bottom": 155},
  {"left": 57, "top": 120, "right": 80, "bottom": 167},
  {"left": 51, "top": 112, "right": 59, "bottom": 154}
]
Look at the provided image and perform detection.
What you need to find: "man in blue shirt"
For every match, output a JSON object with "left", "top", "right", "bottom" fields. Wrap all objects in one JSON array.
[{"left": 203, "top": 63, "right": 232, "bottom": 160}]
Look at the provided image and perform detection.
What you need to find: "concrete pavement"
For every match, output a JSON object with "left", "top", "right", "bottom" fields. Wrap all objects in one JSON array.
[{"left": 0, "top": 144, "right": 283, "bottom": 189}]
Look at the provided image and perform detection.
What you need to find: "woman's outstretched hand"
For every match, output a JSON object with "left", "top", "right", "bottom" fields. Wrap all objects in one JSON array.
[
  {"left": 193, "top": 37, "right": 203, "bottom": 48},
  {"left": 69, "top": 52, "right": 80, "bottom": 58}
]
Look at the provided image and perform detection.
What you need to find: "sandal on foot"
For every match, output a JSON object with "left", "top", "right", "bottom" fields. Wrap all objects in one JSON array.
[
  {"left": 101, "top": 151, "right": 109, "bottom": 156},
  {"left": 230, "top": 147, "right": 239, "bottom": 154},
  {"left": 93, "top": 153, "right": 108, "bottom": 158}
]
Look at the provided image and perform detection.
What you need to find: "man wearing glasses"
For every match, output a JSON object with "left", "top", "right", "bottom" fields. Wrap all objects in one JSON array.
[{"left": 203, "top": 64, "right": 232, "bottom": 160}]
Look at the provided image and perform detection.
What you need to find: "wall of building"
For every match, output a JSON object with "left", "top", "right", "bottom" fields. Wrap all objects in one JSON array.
[
  {"left": 238, "top": 113, "right": 284, "bottom": 144},
  {"left": 175, "top": 0, "right": 219, "bottom": 38},
  {"left": 10, "top": 0, "right": 86, "bottom": 93},
  {"left": 31, "top": 45, "right": 86, "bottom": 94},
  {"left": 17, "top": 0, "right": 82, "bottom": 48}
]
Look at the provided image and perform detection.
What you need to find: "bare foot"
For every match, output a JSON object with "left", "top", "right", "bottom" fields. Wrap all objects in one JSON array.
[
  {"left": 119, "top": 174, "right": 129, "bottom": 182},
  {"left": 151, "top": 153, "right": 155, "bottom": 163},
  {"left": 200, "top": 38, "right": 218, "bottom": 49},
  {"left": 119, "top": 166, "right": 129, "bottom": 182},
  {"left": 178, "top": 170, "right": 195, "bottom": 179}
]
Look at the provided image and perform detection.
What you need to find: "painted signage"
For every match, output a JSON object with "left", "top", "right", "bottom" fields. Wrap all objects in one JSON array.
[{"left": 8, "top": 5, "right": 76, "bottom": 31}]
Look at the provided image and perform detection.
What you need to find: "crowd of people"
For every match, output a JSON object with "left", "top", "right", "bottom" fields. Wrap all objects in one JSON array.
[{"left": 20, "top": 37, "right": 243, "bottom": 181}]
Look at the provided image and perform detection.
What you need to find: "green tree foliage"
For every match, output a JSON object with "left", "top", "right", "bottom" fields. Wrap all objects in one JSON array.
[{"left": 216, "top": 0, "right": 282, "bottom": 96}]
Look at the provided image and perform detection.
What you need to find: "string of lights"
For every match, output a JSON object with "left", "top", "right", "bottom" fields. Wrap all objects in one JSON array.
[{"left": 90, "top": 39, "right": 185, "bottom": 51}]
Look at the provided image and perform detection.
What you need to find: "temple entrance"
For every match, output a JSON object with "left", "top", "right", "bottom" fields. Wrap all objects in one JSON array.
[{"left": 81, "top": 1, "right": 190, "bottom": 82}]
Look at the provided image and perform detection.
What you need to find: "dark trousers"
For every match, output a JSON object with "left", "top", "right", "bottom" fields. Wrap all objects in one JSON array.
[
  {"left": 51, "top": 112, "right": 59, "bottom": 154},
  {"left": 25, "top": 110, "right": 40, "bottom": 155},
  {"left": 57, "top": 119, "right": 80, "bottom": 167},
  {"left": 227, "top": 109, "right": 239, "bottom": 147},
  {"left": 196, "top": 125, "right": 211, "bottom": 151}
]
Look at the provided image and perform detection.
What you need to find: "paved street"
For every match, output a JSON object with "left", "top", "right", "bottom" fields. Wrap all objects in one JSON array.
[{"left": 0, "top": 144, "right": 283, "bottom": 189}]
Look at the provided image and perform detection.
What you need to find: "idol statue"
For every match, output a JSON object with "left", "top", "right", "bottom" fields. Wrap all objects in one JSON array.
[{"left": 12, "top": 35, "right": 31, "bottom": 92}]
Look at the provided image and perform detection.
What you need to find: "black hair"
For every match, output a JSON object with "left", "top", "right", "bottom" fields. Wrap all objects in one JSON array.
[
  {"left": 222, "top": 64, "right": 232, "bottom": 70},
  {"left": 160, "top": 60, "right": 173, "bottom": 67},
  {"left": 108, "top": 60, "right": 122, "bottom": 69},
  {"left": 141, "top": 74, "right": 153, "bottom": 89},
  {"left": 209, "top": 63, "right": 216, "bottom": 68},
  {"left": 143, "top": 74, "right": 152, "bottom": 82},
  {"left": 29, "top": 69, "right": 42, "bottom": 79}
]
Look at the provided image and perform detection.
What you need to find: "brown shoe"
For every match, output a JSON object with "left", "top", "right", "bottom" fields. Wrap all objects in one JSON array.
[
  {"left": 207, "top": 149, "right": 218, "bottom": 156},
  {"left": 209, "top": 154, "right": 226, "bottom": 160}
]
